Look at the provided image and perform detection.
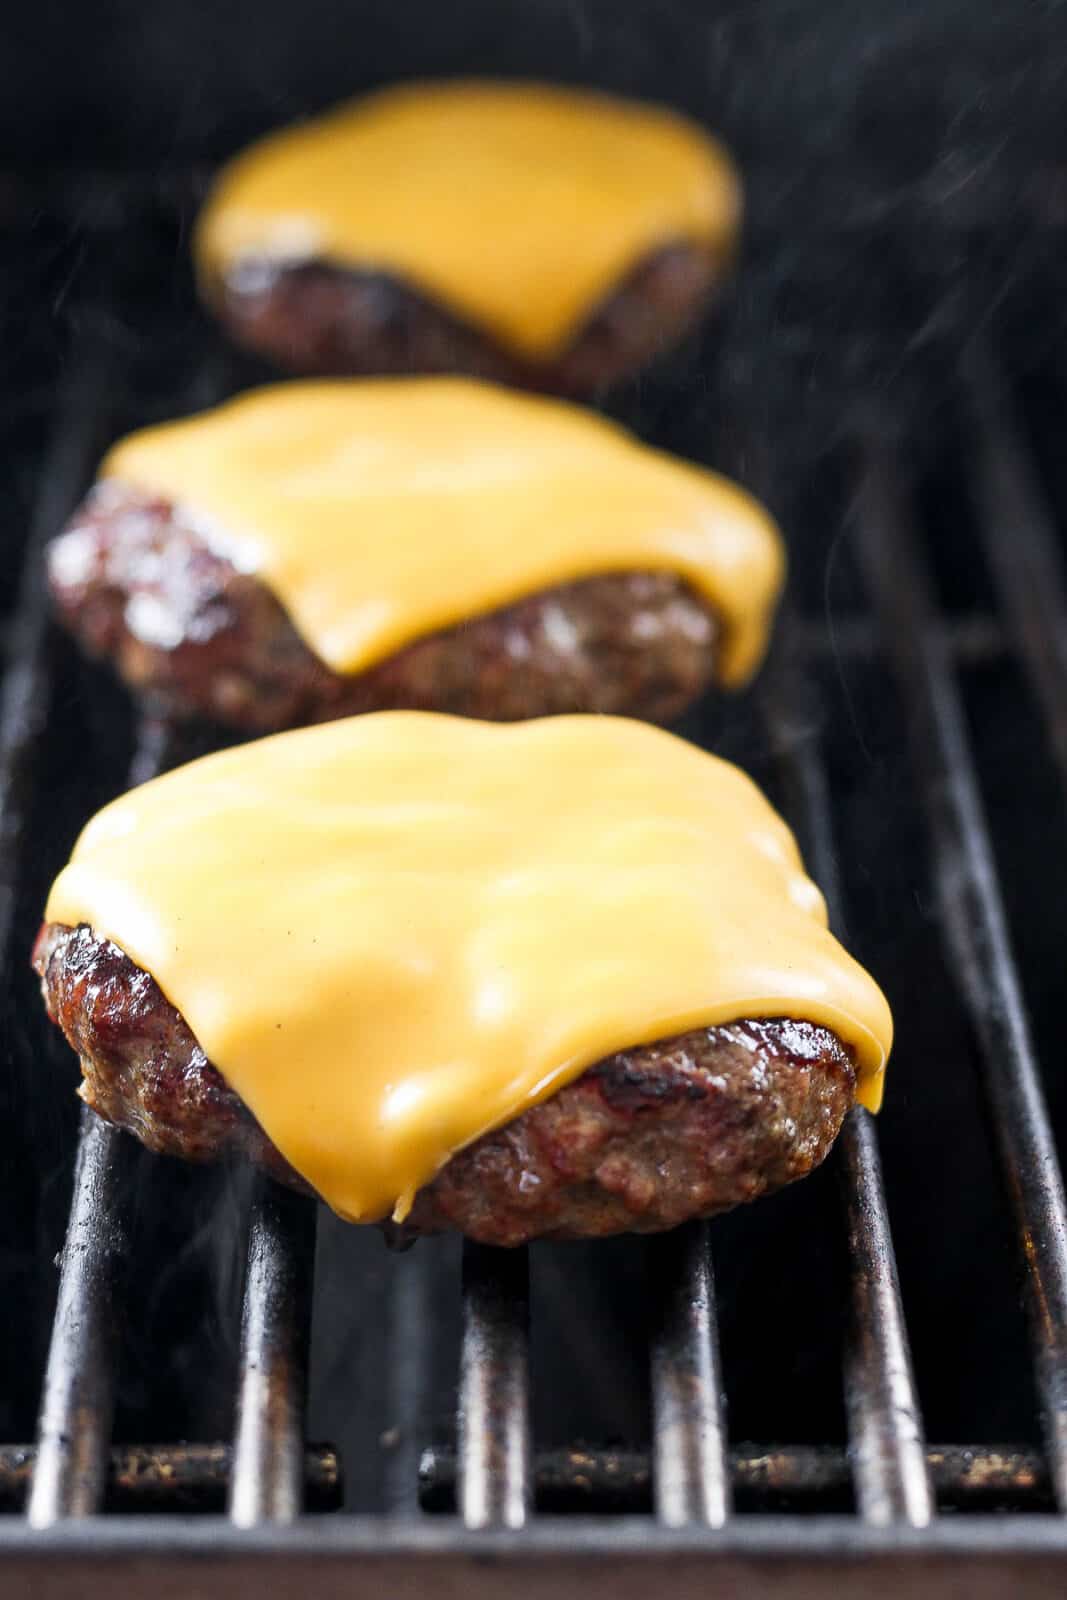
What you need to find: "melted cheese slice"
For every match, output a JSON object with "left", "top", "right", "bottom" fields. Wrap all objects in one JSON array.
[
  {"left": 196, "top": 80, "right": 740, "bottom": 357},
  {"left": 103, "top": 378, "right": 783, "bottom": 689},
  {"left": 47, "top": 713, "right": 892, "bottom": 1223}
]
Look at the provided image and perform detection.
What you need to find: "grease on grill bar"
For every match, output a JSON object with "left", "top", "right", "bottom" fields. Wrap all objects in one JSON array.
[
  {"left": 418, "top": 1444, "right": 1054, "bottom": 1515},
  {"left": 3, "top": 1445, "right": 341, "bottom": 1514},
  {"left": 2, "top": 1442, "right": 1052, "bottom": 1517}
]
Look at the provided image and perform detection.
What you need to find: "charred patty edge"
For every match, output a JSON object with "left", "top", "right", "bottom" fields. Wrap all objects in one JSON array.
[
  {"left": 47, "top": 481, "right": 722, "bottom": 731},
  {"left": 34, "top": 921, "right": 857, "bottom": 1246},
  {"left": 205, "top": 240, "right": 726, "bottom": 393}
]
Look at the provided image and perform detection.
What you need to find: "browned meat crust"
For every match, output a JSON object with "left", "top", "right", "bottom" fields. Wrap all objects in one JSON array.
[
  {"left": 47, "top": 483, "right": 720, "bottom": 732},
  {"left": 34, "top": 922, "right": 856, "bottom": 1247},
  {"left": 206, "top": 243, "right": 723, "bottom": 394}
]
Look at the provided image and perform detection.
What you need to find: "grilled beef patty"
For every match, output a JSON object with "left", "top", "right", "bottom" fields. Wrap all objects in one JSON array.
[
  {"left": 34, "top": 922, "right": 857, "bottom": 1247},
  {"left": 207, "top": 243, "right": 722, "bottom": 394},
  {"left": 47, "top": 482, "right": 721, "bottom": 732}
]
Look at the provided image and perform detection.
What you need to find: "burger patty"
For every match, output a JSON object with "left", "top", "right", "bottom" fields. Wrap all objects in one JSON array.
[
  {"left": 207, "top": 242, "right": 722, "bottom": 394},
  {"left": 47, "top": 483, "right": 721, "bottom": 732},
  {"left": 34, "top": 922, "right": 857, "bottom": 1247}
]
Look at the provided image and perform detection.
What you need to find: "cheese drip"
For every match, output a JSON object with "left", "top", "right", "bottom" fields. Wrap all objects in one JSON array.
[
  {"left": 47, "top": 713, "right": 892, "bottom": 1223},
  {"left": 103, "top": 377, "right": 783, "bottom": 688},
  {"left": 196, "top": 80, "right": 740, "bottom": 358}
]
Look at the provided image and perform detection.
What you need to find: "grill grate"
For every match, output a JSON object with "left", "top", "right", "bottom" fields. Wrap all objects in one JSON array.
[
  {"left": 855, "top": 441, "right": 1067, "bottom": 1510},
  {"left": 5, "top": 187, "right": 1067, "bottom": 1594}
]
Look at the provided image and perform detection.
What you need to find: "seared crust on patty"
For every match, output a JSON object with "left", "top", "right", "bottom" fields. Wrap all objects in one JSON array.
[
  {"left": 47, "top": 483, "right": 721, "bottom": 731},
  {"left": 207, "top": 243, "right": 722, "bottom": 394},
  {"left": 34, "top": 922, "right": 857, "bottom": 1246}
]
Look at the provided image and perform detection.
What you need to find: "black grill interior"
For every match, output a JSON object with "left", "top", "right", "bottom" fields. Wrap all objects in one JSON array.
[{"left": 3, "top": 4, "right": 1067, "bottom": 1580}]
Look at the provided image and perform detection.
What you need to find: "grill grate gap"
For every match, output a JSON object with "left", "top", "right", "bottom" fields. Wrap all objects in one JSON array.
[{"left": 381, "top": 1250, "right": 432, "bottom": 1517}]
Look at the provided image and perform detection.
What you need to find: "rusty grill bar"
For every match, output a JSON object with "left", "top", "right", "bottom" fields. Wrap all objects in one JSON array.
[
  {"left": 4, "top": 205, "right": 1067, "bottom": 1592},
  {"left": 419, "top": 1443, "right": 1056, "bottom": 1514}
]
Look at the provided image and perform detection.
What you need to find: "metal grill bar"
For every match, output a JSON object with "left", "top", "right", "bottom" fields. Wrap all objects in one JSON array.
[
  {"left": 764, "top": 655, "right": 933, "bottom": 1527},
  {"left": 649, "top": 1221, "right": 731, "bottom": 1526},
  {"left": 457, "top": 1243, "right": 531, "bottom": 1530},
  {"left": 792, "top": 614, "right": 1006, "bottom": 665},
  {"left": 6, "top": 1437, "right": 1055, "bottom": 1516},
  {"left": 0, "top": 529, "right": 52, "bottom": 962},
  {"left": 6, "top": 1444, "right": 340, "bottom": 1514},
  {"left": 26, "top": 1114, "right": 132, "bottom": 1526},
  {"left": 228, "top": 1181, "right": 317, "bottom": 1526},
  {"left": 0, "top": 361, "right": 112, "bottom": 977},
  {"left": 27, "top": 716, "right": 177, "bottom": 1526},
  {"left": 962, "top": 343, "right": 1067, "bottom": 794},
  {"left": 837, "top": 1108, "right": 933, "bottom": 1524},
  {"left": 854, "top": 445, "right": 1067, "bottom": 1511},
  {"left": 419, "top": 1442, "right": 1052, "bottom": 1513}
]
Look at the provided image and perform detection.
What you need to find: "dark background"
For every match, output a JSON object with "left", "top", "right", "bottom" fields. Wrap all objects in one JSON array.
[
  {"left": 3, "top": 0, "right": 1066, "bottom": 458},
  {"left": 1, "top": 0, "right": 1063, "bottom": 198}
]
